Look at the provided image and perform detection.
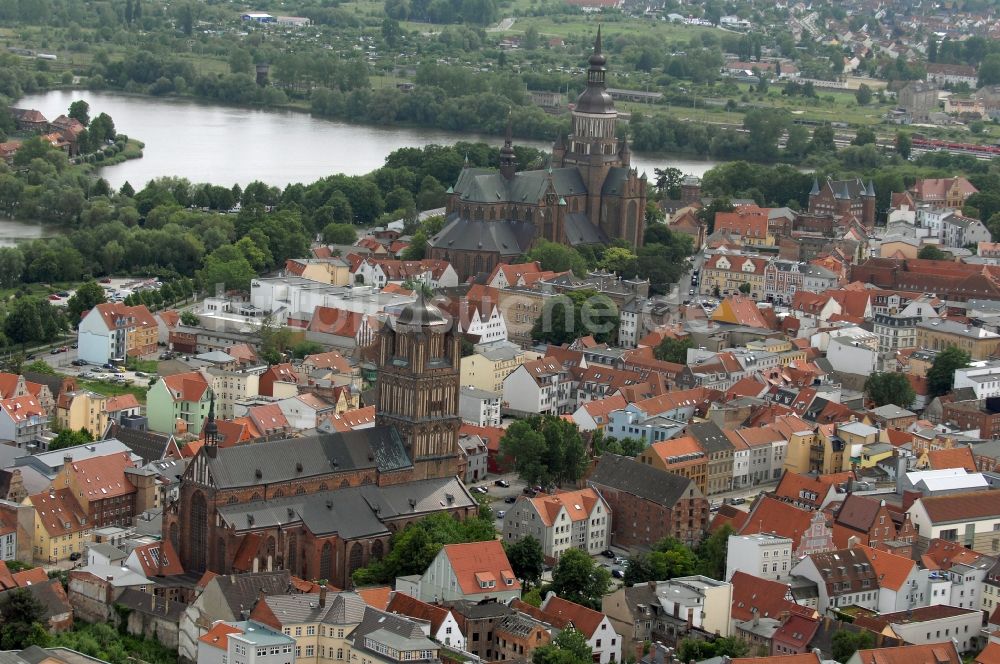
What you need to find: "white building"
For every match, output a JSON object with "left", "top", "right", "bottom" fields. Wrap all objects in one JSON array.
[
  {"left": 650, "top": 576, "right": 732, "bottom": 638},
  {"left": 502, "top": 488, "right": 611, "bottom": 561},
  {"left": 539, "top": 594, "right": 622, "bottom": 664},
  {"left": 77, "top": 302, "right": 157, "bottom": 365},
  {"left": 458, "top": 387, "right": 501, "bottom": 427},
  {"left": 249, "top": 277, "right": 416, "bottom": 325},
  {"left": 826, "top": 334, "right": 878, "bottom": 376},
  {"left": 725, "top": 534, "right": 793, "bottom": 582},
  {"left": 406, "top": 540, "right": 521, "bottom": 604},
  {"left": 197, "top": 620, "right": 296, "bottom": 664},
  {"left": 953, "top": 360, "right": 1000, "bottom": 400},
  {"left": 502, "top": 358, "right": 575, "bottom": 416}
]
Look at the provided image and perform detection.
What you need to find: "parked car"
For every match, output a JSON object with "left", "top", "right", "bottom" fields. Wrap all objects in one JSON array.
[
  {"left": 504, "top": 496, "right": 516, "bottom": 504},
  {"left": 49, "top": 348, "right": 60, "bottom": 355},
  {"left": 100, "top": 278, "right": 112, "bottom": 284},
  {"left": 614, "top": 556, "right": 627, "bottom": 565},
  {"left": 522, "top": 486, "right": 536, "bottom": 495},
  {"left": 69, "top": 552, "right": 81, "bottom": 561},
  {"left": 57, "top": 291, "right": 69, "bottom": 297},
  {"left": 494, "top": 479, "right": 510, "bottom": 487},
  {"left": 71, "top": 359, "right": 87, "bottom": 366},
  {"left": 80, "top": 372, "right": 93, "bottom": 379},
  {"left": 496, "top": 511, "right": 506, "bottom": 519},
  {"left": 602, "top": 549, "right": 616, "bottom": 559},
  {"left": 612, "top": 569, "right": 625, "bottom": 579}
]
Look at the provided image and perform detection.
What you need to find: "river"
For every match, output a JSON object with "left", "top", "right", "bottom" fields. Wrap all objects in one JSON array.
[{"left": 18, "top": 90, "right": 721, "bottom": 190}]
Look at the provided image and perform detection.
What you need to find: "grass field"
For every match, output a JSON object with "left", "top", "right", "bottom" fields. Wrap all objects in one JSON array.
[{"left": 77, "top": 377, "right": 149, "bottom": 404}]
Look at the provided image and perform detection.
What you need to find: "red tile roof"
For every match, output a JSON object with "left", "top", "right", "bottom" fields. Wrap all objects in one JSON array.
[
  {"left": 161, "top": 371, "right": 211, "bottom": 403},
  {"left": 130, "top": 539, "right": 185, "bottom": 577},
  {"left": 578, "top": 394, "right": 626, "bottom": 426},
  {"left": 714, "top": 206, "right": 771, "bottom": 240},
  {"left": 857, "top": 544, "right": 914, "bottom": 591},
  {"left": 29, "top": 488, "right": 89, "bottom": 537},
  {"left": 442, "top": 540, "right": 520, "bottom": 596},
  {"left": 0, "top": 395, "right": 44, "bottom": 423},
  {"left": 308, "top": 307, "right": 369, "bottom": 338},
  {"left": 105, "top": 394, "right": 140, "bottom": 413},
  {"left": 70, "top": 451, "right": 136, "bottom": 501},
  {"left": 917, "top": 490, "right": 1000, "bottom": 524},
  {"left": 529, "top": 489, "right": 602, "bottom": 527},
  {"left": 386, "top": 592, "right": 450, "bottom": 633},
  {"left": 199, "top": 622, "right": 242, "bottom": 651},
  {"left": 87, "top": 302, "right": 157, "bottom": 333},
  {"left": 772, "top": 472, "right": 836, "bottom": 509},
  {"left": 730, "top": 571, "right": 811, "bottom": 623},
  {"left": 324, "top": 405, "right": 376, "bottom": 432},
  {"left": 357, "top": 586, "right": 392, "bottom": 610},
  {"left": 737, "top": 496, "right": 814, "bottom": 549},
  {"left": 0, "top": 373, "right": 22, "bottom": 399},
  {"left": 926, "top": 446, "right": 977, "bottom": 473},
  {"left": 303, "top": 351, "right": 351, "bottom": 373},
  {"left": 539, "top": 595, "right": 606, "bottom": 638}
]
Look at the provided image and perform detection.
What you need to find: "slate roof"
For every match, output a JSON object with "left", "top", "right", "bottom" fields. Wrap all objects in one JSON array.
[
  {"left": 564, "top": 212, "right": 609, "bottom": 246},
  {"left": 431, "top": 215, "right": 536, "bottom": 257},
  {"left": 348, "top": 606, "right": 436, "bottom": 654},
  {"left": 203, "top": 426, "right": 411, "bottom": 489},
  {"left": 0, "top": 579, "right": 72, "bottom": 625},
  {"left": 588, "top": 453, "right": 698, "bottom": 507},
  {"left": 258, "top": 592, "right": 367, "bottom": 627},
  {"left": 115, "top": 587, "right": 186, "bottom": 621},
  {"left": 834, "top": 494, "right": 882, "bottom": 532},
  {"left": 451, "top": 167, "right": 586, "bottom": 205},
  {"left": 217, "top": 476, "right": 475, "bottom": 539},
  {"left": 687, "top": 421, "right": 733, "bottom": 455},
  {"left": 211, "top": 570, "right": 299, "bottom": 619}
]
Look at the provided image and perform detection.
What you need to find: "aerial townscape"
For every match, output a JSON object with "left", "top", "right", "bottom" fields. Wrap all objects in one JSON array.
[{"left": 5, "top": 1, "right": 1000, "bottom": 664}]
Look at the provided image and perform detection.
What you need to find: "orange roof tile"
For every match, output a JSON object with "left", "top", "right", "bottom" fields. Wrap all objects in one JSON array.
[
  {"left": 0, "top": 373, "right": 22, "bottom": 399},
  {"left": 386, "top": 592, "right": 450, "bottom": 633},
  {"left": 730, "top": 570, "right": 811, "bottom": 623},
  {"left": 539, "top": 595, "right": 606, "bottom": 638},
  {"left": 199, "top": 622, "right": 242, "bottom": 650},
  {"left": 130, "top": 539, "right": 185, "bottom": 577},
  {"left": 738, "top": 496, "right": 814, "bottom": 549},
  {"left": 87, "top": 302, "right": 157, "bottom": 333},
  {"left": 529, "top": 489, "right": 602, "bottom": 527},
  {"left": 926, "top": 447, "right": 977, "bottom": 473},
  {"left": 0, "top": 395, "right": 45, "bottom": 423},
  {"left": 325, "top": 405, "right": 376, "bottom": 432},
  {"left": 732, "top": 656, "right": 819, "bottom": 664},
  {"left": 29, "top": 488, "right": 89, "bottom": 537},
  {"left": 105, "top": 394, "right": 140, "bottom": 413},
  {"left": 857, "top": 544, "right": 913, "bottom": 591},
  {"left": 443, "top": 540, "right": 520, "bottom": 596},
  {"left": 853, "top": 643, "right": 960, "bottom": 664},
  {"left": 71, "top": 452, "right": 136, "bottom": 501},
  {"left": 357, "top": 586, "right": 392, "bottom": 610},
  {"left": 161, "top": 371, "right": 211, "bottom": 403}
]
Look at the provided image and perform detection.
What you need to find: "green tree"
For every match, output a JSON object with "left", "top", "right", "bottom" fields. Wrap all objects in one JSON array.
[
  {"left": 927, "top": 346, "right": 971, "bottom": 397},
  {"left": 322, "top": 223, "right": 357, "bottom": 245},
  {"left": 654, "top": 337, "right": 693, "bottom": 364},
  {"left": 831, "top": 630, "right": 874, "bottom": 663},
  {"left": 4, "top": 298, "right": 66, "bottom": 345},
  {"left": 695, "top": 524, "right": 732, "bottom": 579},
  {"left": 180, "top": 310, "right": 199, "bottom": 326},
  {"left": 979, "top": 54, "right": 1000, "bottom": 87},
  {"left": 0, "top": 588, "right": 48, "bottom": 649},
  {"left": 68, "top": 99, "right": 90, "bottom": 125},
  {"left": 852, "top": 126, "right": 877, "bottom": 146},
  {"left": 896, "top": 131, "right": 912, "bottom": 160},
  {"left": 917, "top": 245, "right": 948, "bottom": 260},
  {"left": 523, "top": 26, "right": 541, "bottom": 50},
  {"left": 533, "top": 629, "right": 593, "bottom": 664},
  {"left": 809, "top": 124, "right": 837, "bottom": 154},
  {"left": 49, "top": 428, "right": 94, "bottom": 451},
  {"left": 67, "top": 281, "right": 107, "bottom": 327},
  {"left": 677, "top": 637, "right": 748, "bottom": 662},
  {"left": 531, "top": 290, "right": 618, "bottom": 346},
  {"left": 505, "top": 536, "right": 545, "bottom": 587},
  {"left": 499, "top": 416, "right": 589, "bottom": 487},
  {"left": 527, "top": 240, "right": 588, "bottom": 276},
  {"left": 854, "top": 83, "right": 872, "bottom": 106},
  {"left": 599, "top": 247, "right": 638, "bottom": 275},
  {"left": 623, "top": 537, "right": 698, "bottom": 586},
  {"left": 549, "top": 549, "right": 610, "bottom": 610},
  {"left": 228, "top": 49, "right": 253, "bottom": 75},
  {"left": 865, "top": 372, "right": 917, "bottom": 408},
  {"left": 197, "top": 244, "right": 256, "bottom": 293}
]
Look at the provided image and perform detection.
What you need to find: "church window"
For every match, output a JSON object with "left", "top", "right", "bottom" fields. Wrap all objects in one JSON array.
[{"left": 320, "top": 542, "right": 333, "bottom": 581}]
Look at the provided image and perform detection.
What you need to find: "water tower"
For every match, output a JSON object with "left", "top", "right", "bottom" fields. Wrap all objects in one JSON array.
[{"left": 255, "top": 62, "right": 270, "bottom": 86}]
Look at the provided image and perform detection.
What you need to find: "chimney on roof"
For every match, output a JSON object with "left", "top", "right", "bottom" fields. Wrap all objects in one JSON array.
[
  {"left": 320, "top": 584, "right": 328, "bottom": 608},
  {"left": 257, "top": 588, "right": 266, "bottom": 605}
]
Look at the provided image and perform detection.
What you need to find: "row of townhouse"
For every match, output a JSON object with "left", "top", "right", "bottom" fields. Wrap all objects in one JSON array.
[{"left": 700, "top": 254, "right": 842, "bottom": 304}]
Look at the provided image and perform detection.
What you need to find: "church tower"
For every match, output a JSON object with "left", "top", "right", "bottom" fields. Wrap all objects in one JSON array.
[
  {"left": 375, "top": 296, "right": 462, "bottom": 480},
  {"left": 560, "top": 26, "right": 626, "bottom": 226}
]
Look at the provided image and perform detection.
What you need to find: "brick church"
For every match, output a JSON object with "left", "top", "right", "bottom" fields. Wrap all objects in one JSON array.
[
  {"left": 429, "top": 27, "right": 647, "bottom": 281},
  {"left": 807, "top": 177, "right": 876, "bottom": 230},
  {"left": 163, "top": 297, "right": 474, "bottom": 589}
]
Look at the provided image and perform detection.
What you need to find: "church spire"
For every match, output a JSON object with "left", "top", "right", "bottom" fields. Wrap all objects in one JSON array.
[
  {"left": 499, "top": 110, "right": 517, "bottom": 180},
  {"left": 204, "top": 391, "right": 219, "bottom": 455}
]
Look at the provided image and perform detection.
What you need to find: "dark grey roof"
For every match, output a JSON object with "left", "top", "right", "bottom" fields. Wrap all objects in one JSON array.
[
  {"left": 397, "top": 295, "right": 447, "bottom": 327},
  {"left": 564, "top": 213, "right": 609, "bottom": 246},
  {"left": 210, "top": 571, "right": 297, "bottom": 619},
  {"left": 0, "top": 580, "right": 72, "bottom": 626},
  {"left": 687, "top": 421, "right": 733, "bottom": 454},
  {"left": 348, "top": 607, "right": 431, "bottom": 651},
  {"left": 217, "top": 476, "right": 475, "bottom": 539},
  {"left": 204, "top": 427, "right": 411, "bottom": 489},
  {"left": 600, "top": 167, "right": 631, "bottom": 196},
  {"left": 451, "top": 167, "right": 587, "bottom": 204},
  {"left": 115, "top": 588, "right": 186, "bottom": 621},
  {"left": 588, "top": 453, "right": 697, "bottom": 506},
  {"left": 15, "top": 647, "right": 51, "bottom": 664},
  {"left": 430, "top": 215, "right": 535, "bottom": 257},
  {"left": 496, "top": 613, "right": 547, "bottom": 638},
  {"left": 447, "top": 599, "right": 513, "bottom": 620},
  {"left": 825, "top": 178, "right": 866, "bottom": 200},
  {"left": 263, "top": 592, "right": 367, "bottom": 627},
  {"left": 104, "top": 424, "right": 172, "bottom": 465},
  {"left": 22, "top": 372, "right": 66, "bottom": 398}
]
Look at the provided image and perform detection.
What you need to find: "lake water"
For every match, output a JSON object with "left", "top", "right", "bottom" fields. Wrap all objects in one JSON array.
[{"left": 18, "top": 90, "right": 722, "bottom": 190}]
